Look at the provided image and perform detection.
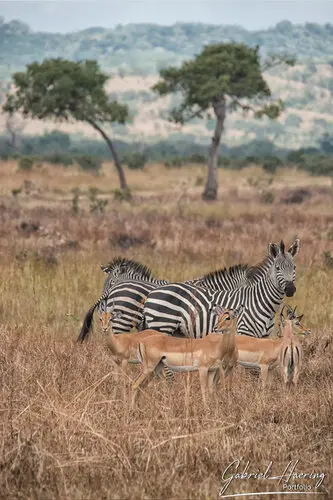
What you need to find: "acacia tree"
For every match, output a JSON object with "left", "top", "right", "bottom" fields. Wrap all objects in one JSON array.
[
  {"left": 153, "top": 43, "right": 294, "bottom": 200},
  {"left": 3, "top": 58, "right": 129, "bottom": 190}
]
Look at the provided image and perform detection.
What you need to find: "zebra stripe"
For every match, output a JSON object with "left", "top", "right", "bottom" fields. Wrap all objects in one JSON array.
[{"left": 143, "top": 240, "right": 299, "bottom": 339}]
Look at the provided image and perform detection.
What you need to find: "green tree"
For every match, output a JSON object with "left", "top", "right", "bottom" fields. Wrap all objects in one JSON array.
[
  {"left": 3, "top": 58, "right": 129, "bottom": 190},
  {"left": 153, "top": 43, "right": 294, "bottom": 200}
]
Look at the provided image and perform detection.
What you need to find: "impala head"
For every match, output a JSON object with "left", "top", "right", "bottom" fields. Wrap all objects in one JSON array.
[
  {"left": 279, "top": 304, "right": 311, "bottom": 337},
  {"left": 269, "top": 239, "right": 300, "bottom": 297},
  {"left": 98, "top": 301, "right": 123, "bottom": 334},
  {"left": 212, "top": 304, "right": 245, "bottom": 333}
]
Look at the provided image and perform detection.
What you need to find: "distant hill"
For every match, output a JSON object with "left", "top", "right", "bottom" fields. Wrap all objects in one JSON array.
[
  {"left": 1, "top": 18, "right": 333, "bottom": 77},
  {"left": 1, "top": 18, "right": 333, "bottom": 150}
]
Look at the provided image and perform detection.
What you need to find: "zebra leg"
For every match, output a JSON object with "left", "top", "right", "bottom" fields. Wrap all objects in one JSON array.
[{"left": 160, "top": 359, "right": 175, "bottom": 382}]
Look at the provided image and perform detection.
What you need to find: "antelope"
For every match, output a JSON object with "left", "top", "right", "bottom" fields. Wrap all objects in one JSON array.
[
  {"left": 132, "top": 305, "right": 242, "bottom": 405},
  {"left": 235, "top": 304, "right": 310, "bottom": 387},
  {"left": 99, "top": 304, "right": 168, "bottom": 381}
]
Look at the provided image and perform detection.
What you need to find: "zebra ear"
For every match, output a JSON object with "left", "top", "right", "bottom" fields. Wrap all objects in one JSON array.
[
  {"left": 101, "top": 265, "right": 110, "bottom": 274},
  {"left": 280, "top": 240, "right": 285, "bottom": 254},
  {"left": 288, "top": 238, "right": 300, "bottom": 257},
  {"left": 268, "top": 242, "right": 280, "bottom": 258}
]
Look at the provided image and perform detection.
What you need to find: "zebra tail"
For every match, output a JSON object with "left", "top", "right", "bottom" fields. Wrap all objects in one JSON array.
[{"left": 77, "top": 304, "right": 97, "bottom": 343}]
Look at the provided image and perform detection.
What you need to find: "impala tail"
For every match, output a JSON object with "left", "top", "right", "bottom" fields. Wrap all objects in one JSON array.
[{"left": 281, "top": 342, "right": 301, "bottom": 386}]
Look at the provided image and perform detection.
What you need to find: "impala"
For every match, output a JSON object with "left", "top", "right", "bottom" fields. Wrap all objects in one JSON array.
[
  {"left": 235, "top": 304, "right": 310, "bottom": 387},
  {"left": 132, "top": 305, "right": 242, "bottom": 405},
  {"left": 99, "top": 304, "right": 168, "bottom": 381}
]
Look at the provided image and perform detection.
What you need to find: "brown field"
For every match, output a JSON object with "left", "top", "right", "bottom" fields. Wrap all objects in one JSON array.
[{"left": 0, "top": 159, "right": 332, "bottom": 499}]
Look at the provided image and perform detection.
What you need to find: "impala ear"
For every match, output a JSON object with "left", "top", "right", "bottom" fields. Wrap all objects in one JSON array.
[
  {"left": 297, "top": 314, "right": 304, "bottom": 322},
  {"left": 268, "top": 242, "right": 280, "bottom": 258},
  {"left": 231, "top": 304, "right": 245, "bottom": 318},
  {"left": 288, "top": 238, "right": 300, "bottom": 257},
  {"left": 211, "top": 304, "right": 226, "bottom": 315}
]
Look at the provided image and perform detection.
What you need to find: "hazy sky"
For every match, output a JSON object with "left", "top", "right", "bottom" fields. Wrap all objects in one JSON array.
[{"left": 0, "top": 0, "right": 332, "bottom": 33}]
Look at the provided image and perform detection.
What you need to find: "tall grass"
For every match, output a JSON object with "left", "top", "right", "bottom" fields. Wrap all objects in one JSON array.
[{"left": 0, "top": 161, "right": 332, "bottom": 498}]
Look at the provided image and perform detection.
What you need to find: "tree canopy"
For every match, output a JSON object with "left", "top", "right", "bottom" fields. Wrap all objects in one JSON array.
[
  {"left": 3, "top": 58, "right": 130, "bottom": 189},
  {"left": 153, "top": 42, "right": 292, "bottom": 199}
]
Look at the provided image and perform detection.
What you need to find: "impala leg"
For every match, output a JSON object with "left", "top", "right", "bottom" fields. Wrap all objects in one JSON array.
[
  {"left": 207, "top": 370, "right": 217, "bottom": 394},
  {"left": 109, "top": 356, "right": 121, "bottom": 385},
  {"left": 224, "top": 364, "right": 234, "bottom": 392},
  {"left": 120, "top": 359, "right": 128, "bottom": 398},
  {"left": 199, "top": 367, "right": 209, "bottom": 406},
  {"left": 131, "top": 362, "right": 158, "bottom": 406},
  {"left": 260, "top": 365, "right": 269, "bottom": 389}
]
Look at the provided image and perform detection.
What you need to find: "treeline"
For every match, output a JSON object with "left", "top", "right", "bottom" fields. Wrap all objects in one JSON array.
[
  {"left": 1, "top": 18, "right": 333, "bottom": 78},
  {"left": 1, "top": 130, "right": 333, "bottom": 177}
]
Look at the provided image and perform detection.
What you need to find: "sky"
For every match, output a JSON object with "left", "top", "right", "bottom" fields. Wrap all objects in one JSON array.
[{"left": 0, "top": 0, "right": 332, "bottom": 33}]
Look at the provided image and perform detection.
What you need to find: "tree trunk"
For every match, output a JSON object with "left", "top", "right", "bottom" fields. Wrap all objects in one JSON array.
[
  {"left": 86, "top": 118, "right": 129, "bottom": 190},
  {"left": 202, "top": 97, "right": 226, "bottom": 201}
]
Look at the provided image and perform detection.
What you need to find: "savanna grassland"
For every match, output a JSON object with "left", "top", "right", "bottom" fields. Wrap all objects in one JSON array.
[{"left": 0, "top": 159, "right": 332, "bottom": 499}]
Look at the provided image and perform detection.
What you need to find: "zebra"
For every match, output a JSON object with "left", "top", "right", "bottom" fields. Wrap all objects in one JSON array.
[
  {"left": 142, "top": 239, "right": 300, "bottom": 339},
  {"left": 77, "top": 242, "right": 290, "bottom": 342},
  {"left": 78, "top": 256, "right": 263, "bottom": 342},
  {"left": 78, "top": 279, "right": 168, "bottom": 342}
]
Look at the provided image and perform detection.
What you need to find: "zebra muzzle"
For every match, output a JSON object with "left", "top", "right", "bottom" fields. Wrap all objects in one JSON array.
[{"left": 285, "top": 282, "right": 296, "bottom": 297}]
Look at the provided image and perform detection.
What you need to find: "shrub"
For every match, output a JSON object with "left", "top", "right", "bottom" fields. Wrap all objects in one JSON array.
[
  {"left": 114, "top": 188, "right": 132, "bottom": 201},
  {"left": 43, "top": 153, "right": 73, "bottom": 166},
  {"left": 262, "top": 156, "right": 283, "bottom": 174},
  {"left": 76, "top": 155, "right": 102, "bottom": 172},
  {"left": 188, "top": 153, "right": 207, "bottom": 164},
  {"left": 260, "top": 190, "right": 275, "bottom": 204},
  {"left": 88, "top": 187, "right": 108, "bottom": 214},
  {"left": 164, "top": 157, "right": 184, "bottom": 168},
  {"left": 125, "top": 153, "right": 146, "bottom": 170},
  {"left": 18, "top": 156, "right": 34, "bottom": 171}
]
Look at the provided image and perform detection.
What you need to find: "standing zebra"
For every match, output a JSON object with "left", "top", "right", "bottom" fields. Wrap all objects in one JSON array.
[
  {"left": 142, "top": 240, "right": 300, "bottom": 338},
  {"left": 78, "top": 282, "right": 169, "bottom": 341},
  {"left": 77, "top": 243, "right": 291, "bottom": 342},
  {"left": 77, "top": 255, "right": 264, "bottom": 342}
]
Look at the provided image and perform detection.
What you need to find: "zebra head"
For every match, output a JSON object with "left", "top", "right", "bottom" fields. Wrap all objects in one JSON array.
[
  {"left": 98, "top": 301, "right": 123, "bottom": 334},
  {"left": 268, "top": 239, "right": 300, "bottom": 297}
]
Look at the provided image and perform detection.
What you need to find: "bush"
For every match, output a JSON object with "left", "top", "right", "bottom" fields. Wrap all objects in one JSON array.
[
  {"left": 76, "top": 155, "right": 102, "bottom": 172},
  {"left": 260, "top": 190, "right": 275, "bottom": 204},
  {"left": 187, "top": 153, "right": 207, "bottom": 164},
  {"left": 125, "top": 153, "right": 146, "bottom": 170},
  {"left": 164, "top": 157, "right": 184, "bottom": 168},
  {"left": 18, "top": 156, "right": 34, "bottom": 171},
  {"left": 43, "top": 153, "right": 73, "bottom": 166},
  {"left": 262, "top": 156, "right": 283, "bottom": 174},
  {"left": 114, "top": 188, "right": 132, "bottom": 201},
  {"left": 218, "top": 157, "right": 247, "bottom": 169}
]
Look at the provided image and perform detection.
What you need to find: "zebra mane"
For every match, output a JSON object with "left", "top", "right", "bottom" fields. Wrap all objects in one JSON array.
[
  {"left": 196, "top": 264, "right": 250, "bottom": 284},
  {"left": 246, "top": 254, "right": 274, "bottom": 283},
  {"left": 101, "top": 257, "right": 157, "bottom": 281}
]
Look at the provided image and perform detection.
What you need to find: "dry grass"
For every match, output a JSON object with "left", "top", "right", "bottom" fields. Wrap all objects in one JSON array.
[{"left": 0, "top": 160, "right": 332, "bottom": 499}]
